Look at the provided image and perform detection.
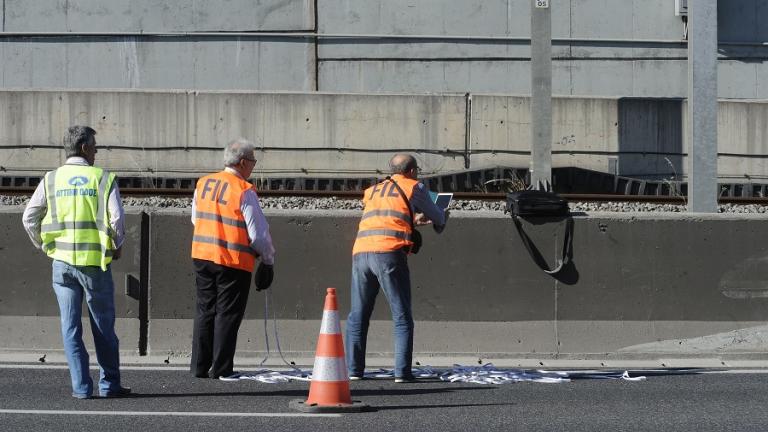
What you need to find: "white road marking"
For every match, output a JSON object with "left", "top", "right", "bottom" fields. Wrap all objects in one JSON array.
[{"left": 0, "top": 409, "right": 340, "bottom": 418}]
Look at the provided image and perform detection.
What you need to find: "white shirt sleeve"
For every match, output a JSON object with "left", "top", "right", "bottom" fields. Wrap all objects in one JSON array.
[
  {"left": 191, "top": 190, "right": 197, "bottom": 226},
  {"left": 108, "top": 183, "right": 126, "bottom": 249},
  {"left": 241, "top": 189, "right": 275, "bottom": 265},
  {"left": 22, "top": 181, "right": 47, "bottom": 250}
]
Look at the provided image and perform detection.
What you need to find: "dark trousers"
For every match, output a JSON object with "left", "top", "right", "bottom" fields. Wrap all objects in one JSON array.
[{"left": 191, "top": 259, "right": 251, "bottom": 378}]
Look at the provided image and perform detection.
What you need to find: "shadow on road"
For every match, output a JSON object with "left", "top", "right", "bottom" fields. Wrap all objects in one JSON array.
[
  {"left": 108, "top": 384, "right": 495, "bottom": 399},
  {"left": 351, "top": 386, "right": 495, "bottom": 397},
  {"left": 372, "top": 402, "right": 514, "bottom": 411}
]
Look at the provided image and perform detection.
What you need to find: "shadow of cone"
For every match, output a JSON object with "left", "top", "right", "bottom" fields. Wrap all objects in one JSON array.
[{"left": 290, "top": 288, "right": 370, "bottom": 413}]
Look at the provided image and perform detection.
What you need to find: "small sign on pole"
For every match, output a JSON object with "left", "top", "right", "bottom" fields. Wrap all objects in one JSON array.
[{"left": 535, "top": 0, "right": 549, "bottom": 8}]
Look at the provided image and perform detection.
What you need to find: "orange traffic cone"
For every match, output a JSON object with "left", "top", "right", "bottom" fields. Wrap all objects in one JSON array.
[{"left": 290, "top": 288, "right": 369, "bottom": 413}]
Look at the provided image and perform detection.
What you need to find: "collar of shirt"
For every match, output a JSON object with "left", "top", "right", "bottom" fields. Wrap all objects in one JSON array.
[
  {"left": 224, "top": 166, "right": 245, "bottom": 180},
  {"left": 65, "top": 156, "right": 89, "bottom": 166}
]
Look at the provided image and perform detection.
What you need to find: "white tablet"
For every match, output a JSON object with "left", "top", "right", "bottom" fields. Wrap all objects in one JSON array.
[{"left": 433, "top": 193, "right": 453, "bottom": 210}]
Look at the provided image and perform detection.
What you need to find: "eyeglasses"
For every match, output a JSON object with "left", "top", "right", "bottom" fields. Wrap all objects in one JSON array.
[{"left": 242, "top": 157, "right": 257, "bottom": 163}]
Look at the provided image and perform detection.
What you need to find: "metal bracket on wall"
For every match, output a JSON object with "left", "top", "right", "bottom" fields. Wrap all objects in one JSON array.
[{"left": 125, "top": 274, "right": 140, "bottom": 300}]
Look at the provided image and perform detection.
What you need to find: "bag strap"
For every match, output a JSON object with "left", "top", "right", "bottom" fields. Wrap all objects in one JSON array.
[
  {"left": 386, "top": 176, "right": 416, "bottom": 231},
  {"left": 512, "top": 215, "right": 573, "bottom": 275}
]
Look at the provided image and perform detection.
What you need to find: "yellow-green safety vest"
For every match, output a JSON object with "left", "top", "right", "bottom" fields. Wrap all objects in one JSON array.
[{"left": 40, "top": 165, "right": 117, "bottom": 270}]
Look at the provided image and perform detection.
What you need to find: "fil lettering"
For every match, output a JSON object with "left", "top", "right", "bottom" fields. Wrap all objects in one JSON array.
[
  {"left": 369, "top": 182, "right": 400, "bottom": 199},
  {"left": 200, "top": 179, "right": 229, "bottom": 205}
]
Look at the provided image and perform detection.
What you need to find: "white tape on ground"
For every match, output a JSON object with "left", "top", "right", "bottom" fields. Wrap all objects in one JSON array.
[{"left": 0, "top": 409, "right": 340, "bottom": 418}]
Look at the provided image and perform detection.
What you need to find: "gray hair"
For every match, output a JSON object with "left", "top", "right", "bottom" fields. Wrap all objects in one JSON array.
[
  {"left": 223, "top": 138, "right": 256, "bottom": 167},
  {"left": 63, "top": 126, "right": 96, "bottom": 158}
]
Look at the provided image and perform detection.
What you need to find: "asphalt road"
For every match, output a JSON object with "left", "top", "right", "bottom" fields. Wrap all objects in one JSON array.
[{"left": 1, "top": 365, "right": 768, "bottom": 431}]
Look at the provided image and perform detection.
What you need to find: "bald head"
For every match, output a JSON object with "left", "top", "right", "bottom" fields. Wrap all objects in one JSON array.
[{"left": 389, "top": 153, "right": 418, "bottom": 177}]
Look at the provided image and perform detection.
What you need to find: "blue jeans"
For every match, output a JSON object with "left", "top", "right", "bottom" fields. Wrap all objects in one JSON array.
[
  {"left": 52, "top": 260, "right": 122, "bottom": 396},
  {"left": 345, "top": 251, "right": 414, "bottom": 378}
]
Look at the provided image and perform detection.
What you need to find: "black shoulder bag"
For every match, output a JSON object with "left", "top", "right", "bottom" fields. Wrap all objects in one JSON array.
[
  {"left": 506, "top": 190, "right": 572, "bottom": 275},
  {"left": 386, "top": 177, "right": 422, "bottom": 254}
]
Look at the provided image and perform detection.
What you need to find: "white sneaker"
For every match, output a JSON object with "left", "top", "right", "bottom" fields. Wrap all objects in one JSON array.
[{"left": 219, "top": 372, "right": 244, "bottom": 381}]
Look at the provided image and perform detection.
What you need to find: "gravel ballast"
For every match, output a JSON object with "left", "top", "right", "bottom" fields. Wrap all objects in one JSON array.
[{"left": 2, "top": 195, "right": 768, "bottom": 213}]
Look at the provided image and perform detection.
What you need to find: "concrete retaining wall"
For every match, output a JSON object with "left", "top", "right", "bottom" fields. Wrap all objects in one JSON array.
[
  {"left": 0, "top": 90, "right": 467, "bottom": 177},
  {"left": 3, "top": 90, "right": 768, "bottom": 181},
  {"left": 3, "top": 207, "right": 768, "bottom": 360},
  {"left": 3, "top": 1, "right": 768, "bottom": 98},
  {"left": 4, "top": 0, "right": 314, "bottom": 32}
]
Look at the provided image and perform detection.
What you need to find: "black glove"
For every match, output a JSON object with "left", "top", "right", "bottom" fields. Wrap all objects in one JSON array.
[{"left": 254, "top": 263, "right": 274, "bottom": 291}]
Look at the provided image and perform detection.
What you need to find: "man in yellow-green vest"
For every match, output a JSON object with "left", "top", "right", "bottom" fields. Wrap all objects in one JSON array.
[{"left": 22, "top": 126, "right": 131, "bottom": 399}]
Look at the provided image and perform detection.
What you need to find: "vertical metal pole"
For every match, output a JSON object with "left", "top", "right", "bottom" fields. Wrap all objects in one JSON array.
[
  {"left": 530, "top": 0, "right": 553, "bottom": 191},
  {"left": 688, "top": 0, "right": 718, "bottom": 212},
  {"left": 138, "top": 211, "right": 149, "bottom": 356}
]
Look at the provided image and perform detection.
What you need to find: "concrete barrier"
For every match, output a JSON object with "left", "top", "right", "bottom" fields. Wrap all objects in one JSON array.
[
  {"left": 3, "top": 208, "right": 768, "bottom": 361},
  {"left": 0, "top": 208, "right": 145, "bottom": 353}
]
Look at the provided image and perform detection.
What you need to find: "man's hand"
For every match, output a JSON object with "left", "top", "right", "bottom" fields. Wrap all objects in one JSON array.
[
  {"left": 254, "top": 262, "right": 274, "bottom": 291},
  {"left": 433, "top": 209, "right": 449, "bottom": 233},
  {"left": 112, "top": 246, "right": 122, "bottom": 261},
  {"left": 414, "top": 212, "right": 433, "bottom": 226}
]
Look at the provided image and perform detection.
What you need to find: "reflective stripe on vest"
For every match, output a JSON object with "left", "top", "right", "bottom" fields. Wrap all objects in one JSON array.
[
  {"left": 360, "top": 209, "right": 412, "bottom": 225},
  {"left": 356, "top": 229, "right": 413, "bottom": 241},
  {"left": 40, "top": 165, "right": 116, "bottom": 270},
  {"left": 192, "top": 235, "right": 258, "bottom": 256},
  {"left": 45, "top": 241, "right": 115, "bottom": 256},
  {"left": 193, "top": 210, "right": 248, "bottom": 229},
  {"left": 190, "top": 171, "right": 258, "bottom": 272},
  {"left": 352, "top": 174, "right": 419, "bottom": 255}
]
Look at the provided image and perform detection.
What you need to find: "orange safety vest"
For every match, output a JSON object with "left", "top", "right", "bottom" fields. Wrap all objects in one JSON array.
[
  {"left": 352, "top": 174, "right": 419, "bottom": 255},
  {"left": 191, "top": 171, "right": 258, "bottom": 272}
]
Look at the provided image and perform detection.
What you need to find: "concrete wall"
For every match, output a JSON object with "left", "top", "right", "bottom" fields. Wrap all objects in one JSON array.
[
  {"left": 4, "top": 208, "right": 768, "bottom": 360},
  {"left": 0, "top": 208, "right": 144, "bottom": 351},
  {"left": 1, "top": 1, "right": 767, "bottom": 97},
  {"left": 1, "top": 0, "right": 315, "bottom": 91},
  {"left": 4, "top": 0, "right": 314, "bottom": 32},
  {"left": 3, "top": 90, "right": 768, "bottom": 181},
  {"left": 0, "top": 37, "right": 315, "bottom": 90},
  {"left": 0, "top": 90, "right": 467, "bottom": 177},
  {"left": 317, "top": 0, "right": 766, "bottom": 98}
]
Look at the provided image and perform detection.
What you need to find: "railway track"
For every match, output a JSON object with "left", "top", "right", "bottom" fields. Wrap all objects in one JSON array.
[{"left": 2, "top": 186, "right": 767, "bottom": 205}]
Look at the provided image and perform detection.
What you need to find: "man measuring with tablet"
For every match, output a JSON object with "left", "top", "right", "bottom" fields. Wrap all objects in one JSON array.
[
  {"left": 345, "top": 154, "right": 450, "bottom": 383},
  {"left": 430, "top": 192, "right": 453, "bottom": 211}
]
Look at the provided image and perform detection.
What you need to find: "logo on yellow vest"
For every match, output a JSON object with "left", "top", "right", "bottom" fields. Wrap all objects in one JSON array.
[
  {"left": 56, "top": 176, "right": 97, "bottom": 197},
  {"left": 68, "top": 176, "right": 89, "bottom": 186}
]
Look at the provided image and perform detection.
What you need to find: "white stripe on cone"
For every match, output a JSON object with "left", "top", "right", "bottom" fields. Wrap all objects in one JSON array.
[
  {"left": 319, "top": 310, "right": 341, "bottom": 334},
  {"left": 311, "top": 356, "right": 348, "bottom": 382}
]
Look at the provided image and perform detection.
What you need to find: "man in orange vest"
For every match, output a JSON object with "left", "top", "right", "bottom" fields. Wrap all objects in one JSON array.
[
  {"left": 345, "top": 154, "right": 449, "bottom": 383},
  {"left": 190, "top": 138, "right": 275, "bottom": 379}
]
